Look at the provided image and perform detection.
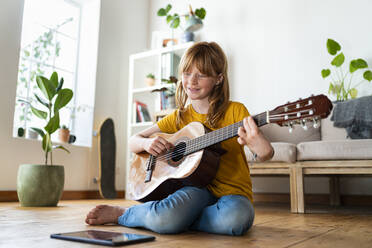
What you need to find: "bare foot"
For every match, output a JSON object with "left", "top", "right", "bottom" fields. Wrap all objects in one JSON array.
[{"left": 85, "top": 205, "right": 127, "bottom": 225}]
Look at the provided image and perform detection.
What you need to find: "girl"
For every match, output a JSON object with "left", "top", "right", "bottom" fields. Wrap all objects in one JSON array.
[{"left": 86, "top": 41, "right": 274, "bottom": 236}]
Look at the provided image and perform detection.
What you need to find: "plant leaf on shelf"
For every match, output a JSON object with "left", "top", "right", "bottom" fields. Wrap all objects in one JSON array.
[{"left": 195, "top": 8, "right": 206, "bottom": 19}]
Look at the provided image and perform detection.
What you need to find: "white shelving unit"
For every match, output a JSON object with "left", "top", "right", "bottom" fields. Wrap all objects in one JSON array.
[{"left": 125, "top": 42, "right": 194, "bottom": 190}]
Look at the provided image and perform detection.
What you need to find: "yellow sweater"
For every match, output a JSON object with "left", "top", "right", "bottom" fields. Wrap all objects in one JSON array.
[{"left": 157, "top": 101, "right": 253, "bottom": 202}]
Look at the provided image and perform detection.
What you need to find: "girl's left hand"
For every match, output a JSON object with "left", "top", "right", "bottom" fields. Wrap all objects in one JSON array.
[{"left": 237, "top": 116, "right": 274, "bottom": 162}]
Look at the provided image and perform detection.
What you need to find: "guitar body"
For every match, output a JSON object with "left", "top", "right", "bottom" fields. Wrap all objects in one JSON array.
[{"left": 127, "top": 122, "right": 226, "bottom": 202}]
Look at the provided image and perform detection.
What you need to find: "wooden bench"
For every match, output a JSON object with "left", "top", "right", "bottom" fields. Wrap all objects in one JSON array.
[{"left": 293, "top": 160, "right": 372, "bottom": 213}]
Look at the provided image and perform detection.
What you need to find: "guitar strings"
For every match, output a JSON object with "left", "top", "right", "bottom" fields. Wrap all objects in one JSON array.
[
  {"left": 155, "top": 122, "right": 244, "bottom": 161},
  {"left": 152, "top": 111, "right": 315, "bottom": 161}
]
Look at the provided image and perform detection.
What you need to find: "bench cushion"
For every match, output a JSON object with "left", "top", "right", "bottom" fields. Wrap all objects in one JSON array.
[
  {"left": 321, "top": 115, "right": 348, "bottom": 140},
  {"left": 297, "top": 139, "right": 372, "bottom": 160},
  {"left": 245, "top": 142, "right": 297, "bottom": 163}
]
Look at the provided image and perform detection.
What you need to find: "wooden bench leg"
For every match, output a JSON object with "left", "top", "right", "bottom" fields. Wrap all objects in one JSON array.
[
  {"left": 329, "top": 176, "right": 341, "bottom": 206},
  {"left": 296, "top": 166, "right": 305, "bottom": 213},
  {"left": 290, "top": 166, "right": 298, "bottom": 213},
  {"left": 291, "top": 165, "right": 304, "bottom": 213}
]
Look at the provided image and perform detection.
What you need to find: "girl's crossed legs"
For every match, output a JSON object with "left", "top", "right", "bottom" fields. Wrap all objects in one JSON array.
[{"left": 86, "top": 186, "right": 254, "bottom": 236}]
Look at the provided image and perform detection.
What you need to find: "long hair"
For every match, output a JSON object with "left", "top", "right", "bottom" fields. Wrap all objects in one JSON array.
[{"left": 175, "top": 41, "right": 230, "bottom": 128}]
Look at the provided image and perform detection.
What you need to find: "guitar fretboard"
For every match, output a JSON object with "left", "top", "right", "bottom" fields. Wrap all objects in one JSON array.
[{"left": 184, "top": 112, "right": 268, "bottom": 155}]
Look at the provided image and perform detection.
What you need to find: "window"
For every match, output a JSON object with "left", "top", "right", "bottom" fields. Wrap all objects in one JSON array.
[{"left": 13, "top": 0, "right": 100, "bottom": 147}]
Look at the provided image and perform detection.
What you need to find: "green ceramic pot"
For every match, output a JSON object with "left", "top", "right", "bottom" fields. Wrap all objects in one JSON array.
[{"left": 17, "top": 164, "right": 65, "bottom": 207}]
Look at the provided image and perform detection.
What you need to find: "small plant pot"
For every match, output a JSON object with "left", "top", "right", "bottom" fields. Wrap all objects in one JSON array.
[
  {"left": 145, "top": 77, "right": 155, "bottom": 87},
  {"left": 59, "top": 129, "right": 70, "bottom": 143}
]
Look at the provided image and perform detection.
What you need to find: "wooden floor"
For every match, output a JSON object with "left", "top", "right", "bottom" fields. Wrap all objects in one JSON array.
[{"left": 1, "top": 199, "right": 372, "bottom": 248}]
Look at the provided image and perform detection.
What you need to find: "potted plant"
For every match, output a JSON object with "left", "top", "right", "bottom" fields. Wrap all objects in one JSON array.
[
  {"left": 162, "top": 76, "right": 178, "bottom": 109},
  {"left": 321, "top": 38, "right": 372, "bottom": 101},
  {"left": 145, "top": 73, "right": 156, "bottom": 86},
  {"left": 17, "top": 71, "right": 73, "bottom": 207},
  {"left": 157, "top": 4, "right": 206, "bottom": 43},
  {"left": 58, "top": 125, "right": 70, "bottom": 143}
]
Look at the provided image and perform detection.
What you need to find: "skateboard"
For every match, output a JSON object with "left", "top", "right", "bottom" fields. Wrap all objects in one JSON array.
[{"left": 97, "top": 118, "right": 117, "bottom": 199}]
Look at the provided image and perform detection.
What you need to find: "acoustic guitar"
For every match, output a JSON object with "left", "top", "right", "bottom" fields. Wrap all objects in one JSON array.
[{"left": 127, "top": 94, "right": 333, "bottom": 202}]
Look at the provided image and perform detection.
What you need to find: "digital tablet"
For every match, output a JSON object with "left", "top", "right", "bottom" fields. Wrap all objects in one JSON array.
[{"left": 51, "top": 230, "right": 155, "bottom": 246}]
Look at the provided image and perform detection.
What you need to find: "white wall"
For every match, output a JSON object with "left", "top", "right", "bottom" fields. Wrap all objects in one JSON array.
[
  {"left": 148, "top": 0, "right": 372, "bottom": 194},
  {"left": 0, "top": 0, "right": 148, "bottom": 191}
]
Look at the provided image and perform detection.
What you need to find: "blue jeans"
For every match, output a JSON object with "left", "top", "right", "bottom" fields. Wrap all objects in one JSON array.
[{"left": 118, "top": 186, "right": 255, "bottom": 236}]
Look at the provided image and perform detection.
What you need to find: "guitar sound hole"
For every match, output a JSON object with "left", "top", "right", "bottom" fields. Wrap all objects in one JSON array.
[{"left": 171, "top": 142, "right": 186, "bottom": 162}]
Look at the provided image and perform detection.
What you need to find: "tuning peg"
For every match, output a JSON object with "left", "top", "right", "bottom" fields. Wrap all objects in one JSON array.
[
  {"left": 288, "top": 123, "right": 294, "bottom": 133},
  {"left": 301, "top": 119, "right": 308, "bottom": 130},
  {"left": 313, "top": 119, "right": 320, "bottom": 128}
]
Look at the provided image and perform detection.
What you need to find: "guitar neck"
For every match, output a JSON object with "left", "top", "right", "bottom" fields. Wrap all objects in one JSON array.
[{"left": 184, "top": 112, "right": 268, "bottom": 155}]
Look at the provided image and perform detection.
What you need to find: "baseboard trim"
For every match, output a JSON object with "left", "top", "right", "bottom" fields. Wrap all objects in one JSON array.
[
  {"left": 0, "top": 190, "right": 125, "bottom": 202},
  {"left": 1, "top": 191, "right": 371, "bottom": 206},
  {"left": 253, "top": 193, "right": 372, "bottom": 206}
]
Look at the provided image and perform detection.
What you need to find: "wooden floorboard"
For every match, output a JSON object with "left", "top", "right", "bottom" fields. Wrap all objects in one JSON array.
[{"left": 0, "top": 200, "right": 371, "bottom": 248}]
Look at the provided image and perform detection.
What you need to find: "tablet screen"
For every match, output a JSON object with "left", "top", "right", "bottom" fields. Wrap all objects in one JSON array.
[{"left": 51, "top": 230, "right": 155, "bottom": 246}]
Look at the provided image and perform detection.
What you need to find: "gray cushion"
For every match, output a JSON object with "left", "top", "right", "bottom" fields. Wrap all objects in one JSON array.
[
  {"left": 244, "top": 142, "right": 297, "bottom": 163},
  {"left": 297, "top": 139, "right": 372, "bottom": 160},
  {"left": 260, "top": 123, "right": 321, "bottom": 144}
]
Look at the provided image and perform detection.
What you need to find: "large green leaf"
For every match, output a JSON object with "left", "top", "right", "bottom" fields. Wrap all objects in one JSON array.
[
  {"left": 34, "top": 93, "right": 49, "bottom": 108},
  {"left": 50, "top": 71, "right": 59, "bottom": 88},
  {"left": 350, "top": 59, "right": 368, "bottom": 73},
  {"left": 327, "top": 39, "right": 341, "bottom": 55},
  {"left": 56, "top": 77, "right": 64, "bottom": 92},
  {"left": 350, "top": 61, "right": 357, "bottom": 73},
  {"left": 364, "top": 70, "right": 372, "bottom": 82},
  {"left": 53, "top": 145, "right": 70, "bottom": 153},
  {"left": 36, "top": 76, "right": 56, "bottom": 100},
  {"left": 321, "top": 69, "right": 331, "bottom": 78},
  {"left": 331, "top": 53, "right": 345, "bottom": 67},
  {"left": 42, "top": 132, "right": 52, "bottom": 152},
  {"left": 30, "top": 127, "right": 45, "bottom": 138},
  {"left": 30, "top": 105, "right": 47, "bottom": 119},
  {"left": 44, "top": 112, "right": 60, "bottom": 134},
  {"left": 54, "top": 88, "right": 73, "bottom": 113}
]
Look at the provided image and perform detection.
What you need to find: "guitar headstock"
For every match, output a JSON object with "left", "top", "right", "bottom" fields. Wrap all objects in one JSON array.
[{"left": 268, "top": 94, "right": 333, "bottom": 130}]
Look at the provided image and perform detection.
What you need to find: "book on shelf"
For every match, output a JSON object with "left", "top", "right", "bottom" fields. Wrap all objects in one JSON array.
[{"left": 134, "top": 100, "right": 152, "bottom": 123}]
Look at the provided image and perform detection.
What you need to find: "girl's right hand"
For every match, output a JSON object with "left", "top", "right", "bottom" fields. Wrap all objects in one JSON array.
[{"left": 144, "top": 136, "right": 174, "bottom": 156}]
